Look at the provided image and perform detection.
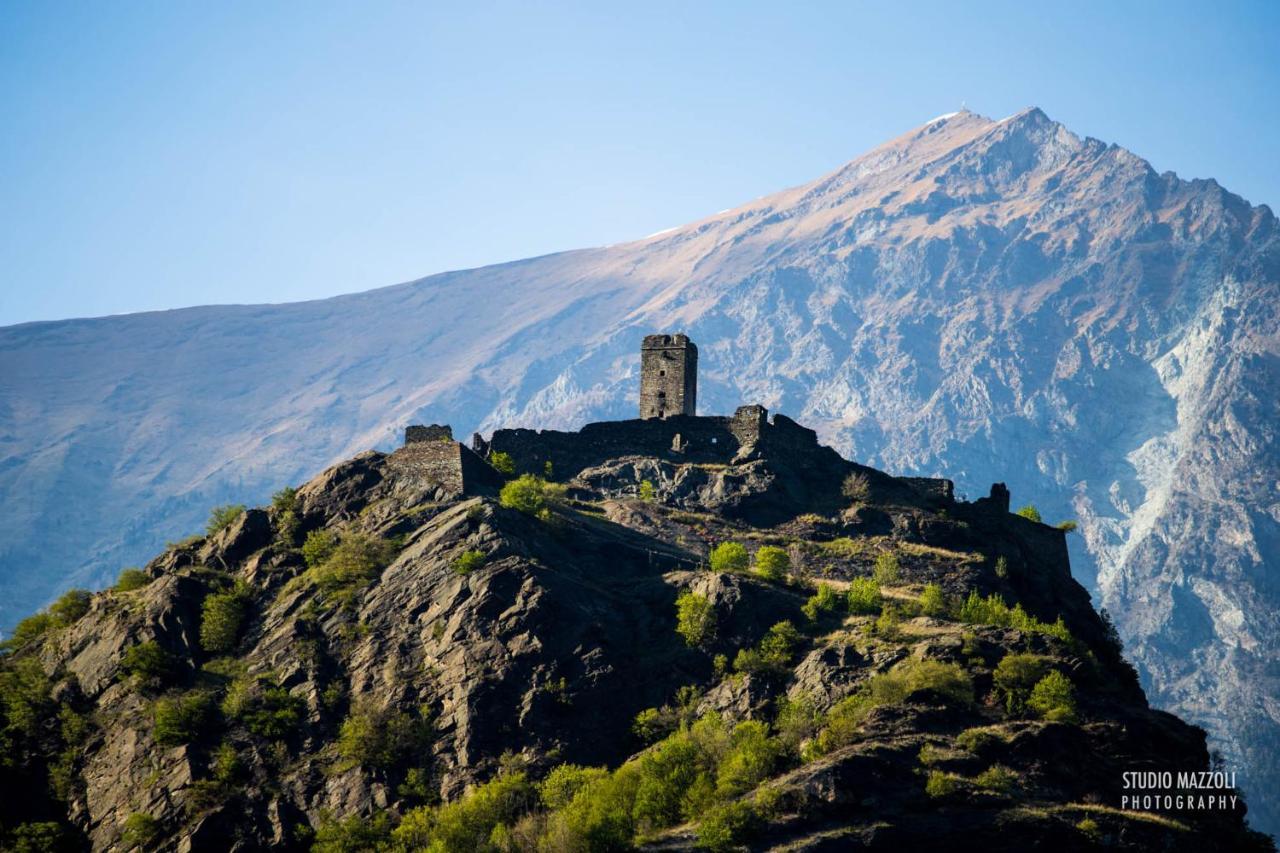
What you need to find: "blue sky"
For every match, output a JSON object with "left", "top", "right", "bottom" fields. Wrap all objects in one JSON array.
[{"left": 1, "top": 1, "right": 1277, "bottom": 326}]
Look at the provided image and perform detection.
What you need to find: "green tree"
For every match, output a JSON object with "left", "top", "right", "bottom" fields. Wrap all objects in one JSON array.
[
  {"left": 638, "top": 480, "right": 656, "bottom": 502},
  {"left": 48, "top": 589, "right": 92, "bottom": 627},
  {"left": 846, "top": 577, "right": 882, "bottom": 614},
  {"left": 272, "top": 486, "right": 300, "bottom": 543},
  {"left": 499, "top": 474, "right": 565, "bottom": 519},
  {"left": 696, "top": 800, "right": 759, "bottom": 851},
  {"left": 801, "top": 583, "right": 841, "bottom": 621},
  {"left": 675, "top": 592, "right": 715, "bottom": 647},
  {"left": 200, "top": 583, "right": 250, "bottom": 653},
  {"left": 919, "top": 583, "right": 947, "bottom": 617},
  {"left": 872, "top": 552, "right": 901, "bottom": 585},
  {"left": 992, "top": 653, "right": 1051, "bottom": 715},
  {"left": 1028, "top": 669, "right": 1078, "bottom": 722},
  {"left": 1014, "top": 504, "right": 1042, "bottom": 523},
  {"left": 752, "top": 546, "right": 789, "bottom": 582},
  {"left": 540, "top": 764, "right": 608, "bottom": 810},
  {"left": 206, "top": 504, "right": 246, "bottom": 537},
  {"left": 734, "top": 621, "right": 801, "bottom": 677},
  {"left": 708, "top": 542, "right": 749, "bottom": 574}
]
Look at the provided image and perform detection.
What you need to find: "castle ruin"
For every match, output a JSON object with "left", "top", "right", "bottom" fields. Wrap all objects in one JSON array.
[{"left": 639, "top": 333, "right": 697, "bottom": 419}]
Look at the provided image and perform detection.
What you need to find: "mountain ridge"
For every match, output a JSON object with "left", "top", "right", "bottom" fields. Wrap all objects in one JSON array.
[{"left": 2, "top": 107, "right": 1278, "bottom": 835}]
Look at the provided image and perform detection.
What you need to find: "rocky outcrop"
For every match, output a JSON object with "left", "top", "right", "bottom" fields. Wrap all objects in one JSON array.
[{"left": 0, "top": 427, "right": 1270, "bottom": 850}]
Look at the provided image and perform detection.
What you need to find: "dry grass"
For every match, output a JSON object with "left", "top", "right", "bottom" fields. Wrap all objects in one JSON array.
[{"left": 896, "top": 541, "right": 982, "bottom": 563}]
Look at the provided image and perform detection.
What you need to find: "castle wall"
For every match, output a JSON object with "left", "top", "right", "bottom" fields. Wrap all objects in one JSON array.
[{"left": 391, "top": 426, "right": 503, "bottom": 495}]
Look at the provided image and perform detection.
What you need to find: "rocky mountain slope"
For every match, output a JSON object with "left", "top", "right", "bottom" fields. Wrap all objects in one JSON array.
[
  {"left": 1, "top": 107, "right": 1277, "bottom": 835},
  {"left": 1, "top": 417, "right": 1271, "bottom": 851}
]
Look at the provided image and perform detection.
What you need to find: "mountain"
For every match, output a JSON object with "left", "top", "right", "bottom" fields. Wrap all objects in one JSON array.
[
  {"left": 1, "top": 107, "right": 1278, "bottom": 835},
  {"left": 2, "top": 417, "right": 1271, "bottom": 851}
]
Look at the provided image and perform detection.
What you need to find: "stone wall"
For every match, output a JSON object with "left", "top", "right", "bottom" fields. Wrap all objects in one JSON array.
[
  {"left": 481, "top": 405, "right": 845, "bottom": 482},
  {"left": 390, "top": 425, "right": 503, "bottom": 495}
]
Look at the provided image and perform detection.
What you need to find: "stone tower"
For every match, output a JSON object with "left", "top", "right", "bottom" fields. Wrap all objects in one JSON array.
[{"left": 640, "top": 334, "right": 697, "bottom": 419}]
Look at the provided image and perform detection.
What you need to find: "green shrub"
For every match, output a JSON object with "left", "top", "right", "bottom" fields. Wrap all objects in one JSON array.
[
  {"left": 919, "top": 583, "right": 947, "bottom": 617},
  {"left": 0, "top": 657, "right": 53, "bottom": 743},
  {"left": 311, "top": 812, "right": 393, "bottom": 853},
  {"left": 211, "top": 741, "right": 243, "bottom": 784},
  {"left": 540, "top": 764, "right": 608, "bottom": 810},
  {"left": 846, "top": 577, "right": 882, "bottom": 614},
  {"left": 272, "top": 486, "right": 300, "bottom": 543},
  {"left": 638, "top": 480, "right": 656, "bottom": 502},
  {"left": 3, "top": 612, "right": 53, "bottom": 651},
  {"left": 872, "top": 551, "right": 901, "bottom": 585},
  {"left": 489, "top": 451, "right": 516, "bottom": 476},
  {"left": 310, "top": 533, "right": 397, "bottom": 605},
  {"left": 801, "top": 583, "right": 841, "bottom": 621},
  {"left": 1076, "top": 817, "right": 1101, "bottom": 839},
  {"left": 1028, "top": 670, "right": 1078, "bottom": 722},
  {"left": 716, "top": 720, "right": 781, "bottom": 797},
  {"left": 114, "top": 568, "right": 152, "bottom": 592},
  {"left": 498, "top": 474, "right": 565, "bottom": 519},
  {"left": 337, "top": 700, "right": 430, "bottom": 770},
  {"left": 675, "top": 592, "right": 715, "bottom": 648},
  {"left": 1057, "top": 520, "right": 1078, "bottom": 533},
  {"left": 865, "top": 659, "right": 972, "bottom": 708},
  {"left": 992, "top": 653, "right": 1052, "bottom": 715},
  {"left": 121, "top": 813, "right": 161, "bottom": 850},
  {"left": 301, "top": 529, "right": 338, "bottom": 568},
  {"left": 841, "top": 471, "right": 871, "bottom": 503},
  {"left": 733, "top": 621, "right": 800, "bottom": 678},
  {"left": 392, "top": 771, "right": 537, "bottom": 851},
  {"left": 223, "top": 678, "right": 305, "bottom": 739},
  {"left": 153, "top": 692, "right": 217, "bottom": 746},
  {"left": 206, "top": 504, "right": 246, "bottom": 537},
  {"left": 708, "top": 542, "right": 749, "bottom": 574},
  {"left": 774, "top": 695, "right": 821, "bottom": 755},
  {"left": 120, "top": 641, "right": 179, "bottom": 689},
  {"left": 955, "top": 726, "right": 1006, "bottom": 754},
  {"left": 873, "top": 604, "right": 901, "bottom": 637},
  {"left": 752, "top": 545, "right": 789, "bottom": 582},
  {"left": 974, "top": 764, "right": 1018, "bottom": 793},
  {"left": 6, "top": 821, "right": 75, "bottom": 853},
  {"left": 48, "top": 589, "right": 92, "bottom": 627},
  {"left": 925, "top": 770, "right": 960, "bottom": 798},
  {"left": 200, "top": 583, "right": 250, "bottom": 653},
  {"left": 994, "top": 556, "right": 1009, "bottom": 579},
  {"left": 696, "top": 800, "right": 760, "bottom": 851},
  {"left": 956, "top": 591, "right": 1073, "bottom": 642},
  {"left": 1014, "top": 504, "right": 1042, "bottom": 523},
  {"left": 452, "top": 550, "right": 486, "bottom": 576}
]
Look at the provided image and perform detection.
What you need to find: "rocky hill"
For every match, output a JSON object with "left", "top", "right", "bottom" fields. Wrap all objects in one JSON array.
[
  {"left": 1, "top": 107, "right": 1277, "bottom": 836},
  {"left": 1, "top": 413, "right": 1270, "bottom": 851}
]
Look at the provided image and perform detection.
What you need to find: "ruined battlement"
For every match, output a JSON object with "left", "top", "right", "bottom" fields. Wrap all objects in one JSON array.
[{"left": 475, "top": 404, "right": 837, "bottom": 481}]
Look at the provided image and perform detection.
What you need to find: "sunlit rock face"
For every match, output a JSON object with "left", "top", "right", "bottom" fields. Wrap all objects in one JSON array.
[{"left": 1, "top": 107, "right": 1278, "bottom": 833}]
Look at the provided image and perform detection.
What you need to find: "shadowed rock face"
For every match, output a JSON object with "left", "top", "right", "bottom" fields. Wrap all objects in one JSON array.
[
  {"left": 0, "top": 432, "right": 1272, "bottom": 851},
  {"left": 2, "top": 107, "right": 1278, "bottom": 834}
]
